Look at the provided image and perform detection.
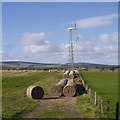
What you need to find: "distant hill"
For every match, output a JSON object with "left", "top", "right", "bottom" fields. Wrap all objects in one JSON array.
[
  {"left": 1, "top": 61, "right": 61, "bottom": 70},
  {"left": 64, "top": 62, "right": 118, "bottom": 68},
  {"left": 0, "top": 61, "right": 119, "bottom": 70}
]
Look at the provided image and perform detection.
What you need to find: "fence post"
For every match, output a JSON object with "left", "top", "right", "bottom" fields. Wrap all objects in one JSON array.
[
  {"left": 101, "top": 99, "right": 103, "bottom": 114},
  {"left": 94, "top": 92, "right": 97, "bottom": 105},
  {"left": 88, "top": 88, "right": 91, "bottom": 97},
  {"left": 82, "top": 80, "right": 85, "bottom": 87},
  {"left": 107, "top": 100, "right": 110, "bottom": 118},
  {"left": 98, "top": 95, "right": 100, "bottom": 108},
  {"left": 85, "top": 85, "right": 88, "bottom": 92},
  {"left": 116, "top": 102, "right": 119, "bottom": 120}
]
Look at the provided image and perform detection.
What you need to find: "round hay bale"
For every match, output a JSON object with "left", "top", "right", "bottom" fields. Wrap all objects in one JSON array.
[
  {"left": 57, "top": 79, "right": 68, "bottom": 87},
  {"left": 50, "top": 85, "right": 63, "bottom": 98},
  {"left": 69, "top": 70, "right": 75, "bottom": 79},
  {"left": 63, "top": 79, "right": 76, "bottom": 97},
  {"left": 26, "top": 85, "right": 44, "bottom": 99},
  {"left": 63, "top": 70, "right": 70, "bottom": 78},
  {"left": 51, "top": 79, "right": 68, "bottom": 97}
]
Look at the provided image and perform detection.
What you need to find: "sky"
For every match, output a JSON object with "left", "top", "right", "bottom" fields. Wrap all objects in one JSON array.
[
  {"left": 2, "top": 2, "right": 118, "bottom": 65},
  {"left": 1, "top": 0, "right": 119, "bottom": 2}
]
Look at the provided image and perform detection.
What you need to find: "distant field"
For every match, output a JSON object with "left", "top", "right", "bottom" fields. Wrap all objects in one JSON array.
[{"left": 80, "top": 71, "right": 118, "bottom": 118}]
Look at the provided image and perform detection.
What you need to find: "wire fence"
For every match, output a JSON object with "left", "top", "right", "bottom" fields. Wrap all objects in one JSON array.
[{"left": 80, "top": 74, "right": 118, "bottom": 118}]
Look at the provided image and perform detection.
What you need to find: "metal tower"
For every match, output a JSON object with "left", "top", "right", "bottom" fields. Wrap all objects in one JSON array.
[{"left": 68, "top": 28, "right": 74, "bottom": 70}]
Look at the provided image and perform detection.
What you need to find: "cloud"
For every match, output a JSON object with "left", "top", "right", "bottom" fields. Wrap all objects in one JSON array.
[
  {"left": 21, "top": 32, "right": 61, "bottom": 54},
  {"left": 111, "top": 32, "right": 118, "bottom": 42},
  {"left": 21, "top": 32, "right": 48, "bottom": 45},
  {"left": 99, "top": 32, "right": 118, "bottom": 43},
  {"left": 74, "top": 42, "right": 118, "bottom": 64},
  {"left": 2, "top": 31, "right": 118, "bottom": 65},
  {"left": 72, "top": 14, "right": 117, "bottom": 28},
  {"left": 0, "top": 50, "right": 2, "bottom": 61},
  {"left": 2, "top": 41, "right": 118, "bottom": 64},
  {"left": 99, "top": 34, "right": 110, "bottom": 43},
  {"left": 23, "top": 44, "right": 60, "bottom": 54}
]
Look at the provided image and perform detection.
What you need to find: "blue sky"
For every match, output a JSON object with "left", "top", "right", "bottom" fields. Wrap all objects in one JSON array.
[{"left": 2, "top": 2, "right": 118, "bottom": 65}]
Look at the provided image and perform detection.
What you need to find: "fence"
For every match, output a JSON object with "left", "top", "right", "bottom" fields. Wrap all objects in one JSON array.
[{"left": 80, "top": 74, "right": 118, "bottom": 118}]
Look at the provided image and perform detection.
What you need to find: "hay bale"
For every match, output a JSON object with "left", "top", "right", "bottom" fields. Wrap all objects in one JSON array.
[
  {"left": 74, "top": 70, "right": 80, "bottom": 78},
  {"left": 63, "top": 70, "right": 70, "bottom": 78},
  {"left": 51, "top": 79, "right": 68, "bottom": 97},
  {"left": 26, "top": 85, "right": 44, "bottom": 99},
  {"left": 74, "top": 70, "right": 79, "bottom": 74},
  {"left": 63, "top": 79, "right": 76, "bottom": 97},
  {"left": 69, "top": 70, "right": 75, "bottom": 79}
]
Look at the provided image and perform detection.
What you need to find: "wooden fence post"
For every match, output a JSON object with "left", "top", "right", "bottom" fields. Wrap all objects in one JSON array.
[
  {"left": 98, "top": 95, "right": 100, "bottom": 108},
  {"left": 116, "top": 102, "right": 119, "bottom": 120},
  {"left": 88, "top": 88, "right": 91, "bottom": 97},
  {"left": 82, "top": 80, "right": 85, "bottom": 87},
  {"left": 107, "top": 100, "right": 110, "bottom": 118},
  {"left": 94, "top": 92, "right": 97, "bottom": 105},
  {"left": 101, "top": 99, "right": 103, "bottom": 114},
  {"left": 87, "top": 85, "right": 89, "bottom": 93}
]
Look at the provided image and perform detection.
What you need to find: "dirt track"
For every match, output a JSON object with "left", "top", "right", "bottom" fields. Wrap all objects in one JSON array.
[{"left": 25, "top": 96, "right": 81, "bottom": 118}]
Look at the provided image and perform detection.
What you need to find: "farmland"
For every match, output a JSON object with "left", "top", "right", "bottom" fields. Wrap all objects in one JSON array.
[
  {"left": 80, "top": 71, "right": 118, "bottom": 118},
  {"left": 2, "top": 70, "right": 101, "bottom": 118},
  {"left": 2, "top": 70, "right": 118, "bottom": 118},
  {"left": 2, "top": 71, "right": 62, "bottom": 118}
]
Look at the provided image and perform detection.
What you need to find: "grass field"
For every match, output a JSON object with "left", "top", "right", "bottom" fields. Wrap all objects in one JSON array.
[
  {"left": 2, "top": 70, "right": 100, "bottom": 118},
  {"left": 80, "top": 71, "right": 118, "bottom": 118},
  {"left": 2, "top": 71, "right": 62, "bottom": 118}
]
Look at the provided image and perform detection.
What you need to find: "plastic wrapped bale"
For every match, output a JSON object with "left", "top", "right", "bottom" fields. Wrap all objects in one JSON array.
[
  {"left": 51, "top": 79, "right": 68, "bottom": 97},
  {"left": 63, "top": 70, "right": 70, "bottom": 78},
  {"left": 26, "top": 85, "right": 44, "bottom": 99},
  {"left": 63, "top": 79, "right": 76, "bottom": 97}
]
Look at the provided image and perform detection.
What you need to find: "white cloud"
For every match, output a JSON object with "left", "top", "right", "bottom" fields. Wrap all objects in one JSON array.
[
  {"left": 21, "top": 32, "right": 48, "bottom": 45},
  {"left": 2, "top": 40, "right": 118, "bottom": 64},
  {"left": 0, "top": 50, "right": 2, "bottom": 61},
  {"left": 43, "top": 32, "right": 118, "bottom": 64},
  {"left": 3, "top": 31, "right": 118, "bottom": 65},
  {"left": 74, "top": 42, "right": 118, "bottom": 64},
  {"left": 23, "top": 44, "right": 60, "bottom": 54},
  {"left": 99, "top": 34, "right": 110, "bottom": 43},
  {"left": 111, "top": 32, "right": 118, "bottom": 42},
  {"left": 72, "top": 14, "right": 117, "bottom": 28},
  {"left": 99, "top": 32, "right": 118, "bottom": 43},
  {"left": 21, "top": 32, "right": 61, "bottom": 54}
]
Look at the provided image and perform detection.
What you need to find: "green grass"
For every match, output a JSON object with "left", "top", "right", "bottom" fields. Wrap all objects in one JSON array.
[
  {"left": 77, "top": 94, "right": 103, "bottom": 118},
  {"left": 2, "top": 71, "right": 62, "bottom": 118},
  {"left": 80, "top": 71, "right": 118, "bottom": 118},
  {"left": 3, "top": 70, "right": 116, "bottom": 118}
]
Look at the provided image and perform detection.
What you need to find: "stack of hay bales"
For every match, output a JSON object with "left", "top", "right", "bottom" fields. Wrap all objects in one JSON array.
[
  {"left": 63, "top": 79, "right": 76, "bottom": 97},
  {"left": 26, "top": 85, "right": 44, "bottom": 99},
  {"left": 26, "top": 70, "right": 80, "bottom": 100},
  {"left": 63, "top": 70, "right": 79, "bottom": 79},
  {"left": 51, "top": 79, "right": 68, "bottom": 97}
]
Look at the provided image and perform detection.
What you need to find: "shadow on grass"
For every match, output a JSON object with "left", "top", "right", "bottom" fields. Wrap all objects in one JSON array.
[{"left": 42, "top": 97, "right": 60, "bottom": 100}]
